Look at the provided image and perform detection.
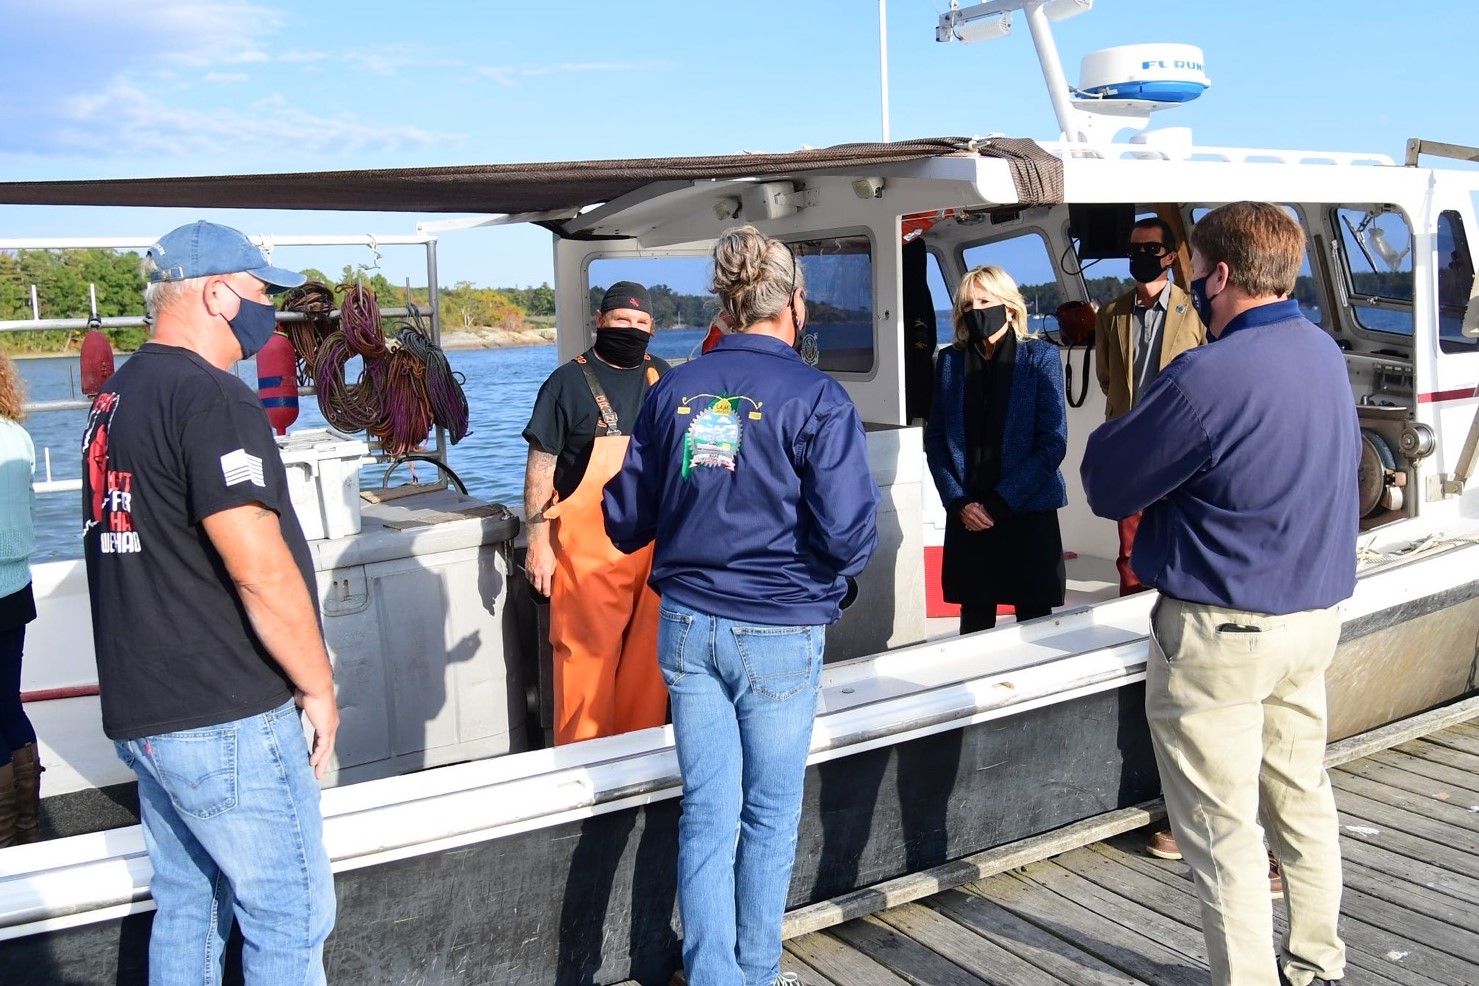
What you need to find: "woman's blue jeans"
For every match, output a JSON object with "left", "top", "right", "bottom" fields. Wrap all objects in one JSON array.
[
  {"left": 658, "top": 599, "right": 824, "bottom": 986},
  {"left": 115, "top": 700, "right": 336, "bottom": 986}
]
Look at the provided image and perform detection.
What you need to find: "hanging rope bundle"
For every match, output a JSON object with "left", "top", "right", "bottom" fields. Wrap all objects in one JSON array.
[
  {"left": 291, "top": 278, "right": 470, "bottom": 478},
  {"left": 339, "top": 282, "right": 387, "bottom": 359},
  {"left": 373, "top": 347, "right": 435, "bottom": 458},
  {"left": 278, "top": 281, "right": 338, "bottom": 386},
  {"left": 395, "top": 316, "right": 471, "bottom": 445},
  {"left": 313, "top": 329, "right": 382, "bottom": 432}
]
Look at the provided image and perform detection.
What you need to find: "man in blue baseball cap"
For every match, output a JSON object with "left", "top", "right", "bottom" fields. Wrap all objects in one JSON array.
[{"left": 82, "top": 221, "right": 336, "bottom": 983}]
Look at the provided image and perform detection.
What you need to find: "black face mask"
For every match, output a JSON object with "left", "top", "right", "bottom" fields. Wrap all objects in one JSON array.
[
  {"left": 1129, "top": 253, "right": 1169, "bottom": 284},
  {"left": 593, "top": 326, "right": 651, "bottom": 368},
  {"left": 966, "top": 304, "right": 1009, "bottom": 343}
]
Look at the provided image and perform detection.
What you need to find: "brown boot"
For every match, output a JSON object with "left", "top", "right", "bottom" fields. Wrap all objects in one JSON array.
[
  {"left": 1269, "top": 851, "right": 1284, "bottom": 899},
  {"left": 0, "top": 761, "right": 15, "bottom": 848},
  {"left": 12, "top": 743, "right": 43, "bottom": 845}
]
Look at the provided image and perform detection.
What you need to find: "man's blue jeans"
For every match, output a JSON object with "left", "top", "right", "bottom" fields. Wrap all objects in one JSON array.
[
  {"left": 658, "top": 599, "right": 823, "bottom": 986},
  {"left": 115, "top": 699, "right": 336, "bottom": 986}
]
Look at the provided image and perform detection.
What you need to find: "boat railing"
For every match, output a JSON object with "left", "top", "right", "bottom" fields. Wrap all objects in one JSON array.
[
  {"left": 2, "top": 230, "right": 456, "bottom": 495},
  {"left": 1039, "top": 139, "right": 1396, "bottom": 167}
]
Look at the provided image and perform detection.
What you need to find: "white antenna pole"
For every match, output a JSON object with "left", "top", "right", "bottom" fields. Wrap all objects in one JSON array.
[
  {"left": 879, "top": 0, "right": 891, "bottom": 142},
  {"left": 29, "top": 285, "right": 38, "bottom": 320},
  {"left": 1022, "top": 1, "right": 1081, "bottom": 141}
]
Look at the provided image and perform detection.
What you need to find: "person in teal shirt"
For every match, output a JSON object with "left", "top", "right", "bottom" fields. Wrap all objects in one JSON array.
[{"left": 0, "top": 351, "right": 39, "bottom": 847}]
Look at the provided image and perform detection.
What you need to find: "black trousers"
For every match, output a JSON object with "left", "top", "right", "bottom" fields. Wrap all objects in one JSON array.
[{"left": 959, "top": 603, "right": 1052, "bottom": 635}]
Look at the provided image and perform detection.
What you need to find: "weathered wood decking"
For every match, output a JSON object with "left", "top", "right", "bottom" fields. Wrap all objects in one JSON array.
[{"left": 778, "top": 717, "right": 1479, "bottom": 986}]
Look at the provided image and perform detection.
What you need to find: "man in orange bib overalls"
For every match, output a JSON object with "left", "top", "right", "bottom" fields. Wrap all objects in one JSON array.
[{"left": 522, "top": 282, "right": 669, "bottom": 744}]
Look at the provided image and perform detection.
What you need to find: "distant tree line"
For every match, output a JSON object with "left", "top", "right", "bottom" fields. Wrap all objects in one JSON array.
[{"left": 0, "top": 248, "right": 1387, "bottom": 356}]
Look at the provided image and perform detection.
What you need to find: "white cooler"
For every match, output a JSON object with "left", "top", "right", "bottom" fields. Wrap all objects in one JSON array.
[{"left": 275, "top": 428, "right": 372, "bottom": 540}]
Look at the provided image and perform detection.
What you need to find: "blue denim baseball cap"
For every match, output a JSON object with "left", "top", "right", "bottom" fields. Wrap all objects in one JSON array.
[{"left": 146, "top": 220, "right": 307, "bottom": 294}]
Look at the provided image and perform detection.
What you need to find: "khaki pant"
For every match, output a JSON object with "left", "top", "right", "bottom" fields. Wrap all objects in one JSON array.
[{"left": 1147, "top": 596, "right": 1345, "bottom": 986}]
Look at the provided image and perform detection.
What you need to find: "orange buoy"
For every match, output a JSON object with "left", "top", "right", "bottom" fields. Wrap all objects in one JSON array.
[
  {"left": 79, "top": 329, "right": 115, "bottom": 397},
  {"left": 256, "top": 331, "right": 299, "bottom": 435}
]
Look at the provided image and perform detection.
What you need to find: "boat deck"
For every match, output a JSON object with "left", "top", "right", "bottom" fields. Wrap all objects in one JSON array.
[{"left": 774, "top": 718, "right": 1479, "bottom": 986}]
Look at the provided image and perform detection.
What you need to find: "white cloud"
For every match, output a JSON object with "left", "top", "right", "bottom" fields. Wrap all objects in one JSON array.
[
  {"left": 0, "top": 3, "right": 463, "bottom": 163},
  {"left": 343, "top": 44, "right": 458, "bottom": 78},
  {"left": 474, "top": 66, "right": 519, "bottom": 88},
  {"left": 472, "top": 61, "right": 651, "bottom": 87}
]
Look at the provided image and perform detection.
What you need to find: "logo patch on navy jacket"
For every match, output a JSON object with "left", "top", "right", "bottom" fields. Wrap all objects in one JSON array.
[{"left": 680, "top": 394, "right": 762, "bottom": 477}]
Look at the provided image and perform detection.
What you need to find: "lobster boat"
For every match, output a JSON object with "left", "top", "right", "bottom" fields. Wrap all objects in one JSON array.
[{"left": 1, "top": 2, "right": 1477, "bottom": 982}]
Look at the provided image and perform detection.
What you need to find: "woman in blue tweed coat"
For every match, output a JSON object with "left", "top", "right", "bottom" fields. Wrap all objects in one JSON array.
[{"left": 923, "top": 266, "right": 1068, "bottom": 634}]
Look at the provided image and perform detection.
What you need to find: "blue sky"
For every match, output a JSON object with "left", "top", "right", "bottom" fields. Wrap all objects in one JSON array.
[{"left": 3, "top": 1, "right": 1477, "bottom": 290}]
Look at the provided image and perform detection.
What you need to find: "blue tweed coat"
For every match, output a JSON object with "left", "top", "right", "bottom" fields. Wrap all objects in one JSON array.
[{"left": 923, "top": 337, "right": 1068, "bottom": 514}]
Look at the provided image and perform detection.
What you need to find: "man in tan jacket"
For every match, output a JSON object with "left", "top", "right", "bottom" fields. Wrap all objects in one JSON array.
[{"left": 1094, "top": 217, "right": 1206, "bottom": 595}]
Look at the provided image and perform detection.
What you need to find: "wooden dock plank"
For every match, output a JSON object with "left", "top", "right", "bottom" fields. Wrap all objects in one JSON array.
[
  {"left": 827, "top": 914, "right": 1008, "bottom": 986},
  {"left": 1430, "top": 720, "right": 1479, "bottom": 756},
  {"left": 782, "top": 947, "right": 841, "bottom": 986},
  {"left": 1391, "top": 735, "right": 1479, "bottom": 774},
  {"left": 1078, "top": 840, "right": 1418, "bottom": 986},
  {"left": 1335, "top": 787, "right": 1479, "bottom": 856},
  {"left": 1364, "top": 747, "right": 1479, "bottom": 799},
  {"left": 870, "top": 904, "right": 1070, "bottom": 986},
  {"left": 1331, "top": 769, "right": 1479, "bottom": 833},
  {"left": 962, "top": 869, "right": 1206, "bottom": 986},
  {"left": 1009, "top": 860, "right": 1210, "bottom": 965},
  {"left": 926, "top": 887, "right": 1145, "bottom": 986},
  {"left": 1339, "top": 836, "right": 1479, "bottom": 908},
  {"left": 785, "top": 929, "right": 915, "bottom": 986}
]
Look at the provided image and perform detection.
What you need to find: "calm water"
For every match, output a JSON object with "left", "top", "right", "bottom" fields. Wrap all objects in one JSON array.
[{"left": 19, "top": 327, "right": 715, "bottom": 563}]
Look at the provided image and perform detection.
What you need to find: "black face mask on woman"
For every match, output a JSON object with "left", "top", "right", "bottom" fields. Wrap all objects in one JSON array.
[
  {"left": 966, "top": 304, "right": 1009, "bottom": 344},
  {"left": 593, "top": 327, "right": 651, "bottom": 368}
]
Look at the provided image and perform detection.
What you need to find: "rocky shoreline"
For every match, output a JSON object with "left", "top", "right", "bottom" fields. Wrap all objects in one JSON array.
[{"left": 437, "top": 326, "right": 558, "bottom": 350}]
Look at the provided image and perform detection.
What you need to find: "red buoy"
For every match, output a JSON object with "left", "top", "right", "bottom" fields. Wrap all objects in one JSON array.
[
  {"left": 256, "top": 331, "right": 300, "bottom": 435},
  {"left": 701, "top": 310, "right": 733, "bottom": 354},
  {"left": 79, "top": 329, "right": 115, "bottom": 397}
]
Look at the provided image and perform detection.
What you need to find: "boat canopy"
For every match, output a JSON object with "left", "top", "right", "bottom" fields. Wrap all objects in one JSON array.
[{"left": 0, "top": 137, "right": 1062, "bottom": 232}]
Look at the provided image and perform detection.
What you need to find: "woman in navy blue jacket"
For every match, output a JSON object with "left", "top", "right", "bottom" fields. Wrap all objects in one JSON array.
[
  {"left": 924, "top": 265, "right": 1068, "bottom": 634},
  {"left": 605, "top": 225, "right": 879, "bottom": 986}
]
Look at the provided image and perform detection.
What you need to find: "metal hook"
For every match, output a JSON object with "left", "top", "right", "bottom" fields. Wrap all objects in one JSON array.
[{"left": 358, "top": 234, "right": 382, "bottom": 274}]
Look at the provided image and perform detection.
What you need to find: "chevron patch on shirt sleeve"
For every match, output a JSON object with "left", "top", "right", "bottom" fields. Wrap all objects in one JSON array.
[{"left": 220, "top": 448, "right": 266, "bottom": 487}]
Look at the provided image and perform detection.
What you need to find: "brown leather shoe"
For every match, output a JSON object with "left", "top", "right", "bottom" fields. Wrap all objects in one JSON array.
[
  {"left": 1147, "top": 828, "right": 1182, "bottom": 860},
  {"left": 1269, "top": 851, "right": 1284, "bottom": 899}
]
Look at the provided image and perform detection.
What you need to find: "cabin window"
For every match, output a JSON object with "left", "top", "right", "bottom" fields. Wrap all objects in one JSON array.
[
  {"left": 960, "top": 232, "right": 1059, "bottom": 329},
  {"left": 1437, "top": 209, "right": 1476, "bottom": 354},
  {"left": 1191, "top": 205, "right": 1323, "bottom": 326},
  {"left": 1335, "top": 206, "right": 1415, "bottom": 338},
  {"left": 586, "top": 255, "right": 720, "bottom": 362},
  {"left": 791, "top": 235, "right": 875, "bottom": 374},
  {"left": 926, "top": 251, "right": 951, "bottom": 347}
]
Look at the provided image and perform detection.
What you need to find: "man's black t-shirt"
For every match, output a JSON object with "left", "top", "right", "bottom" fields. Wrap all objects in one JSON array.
[
  {"left": 82, "top": 344, "right": 318, "bottom": 740},
  {"left": 522, "top": 349, "right": 670, "bottom": 500}
]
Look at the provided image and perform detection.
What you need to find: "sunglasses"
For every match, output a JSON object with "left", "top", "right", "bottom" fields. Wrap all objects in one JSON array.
[{"left": 1128, "top": 243, "right": 1169, "bottom": 257}]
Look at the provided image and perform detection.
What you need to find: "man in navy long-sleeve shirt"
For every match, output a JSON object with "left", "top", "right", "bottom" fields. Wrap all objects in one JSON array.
[{"left": 1082, "top": 202, "right": 1358, "bottom": 986}]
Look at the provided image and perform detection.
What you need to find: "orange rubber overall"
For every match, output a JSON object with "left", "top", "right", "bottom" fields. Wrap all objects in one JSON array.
[{"left": 544, "top": 428, "right": 666, "bottom": 745}]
